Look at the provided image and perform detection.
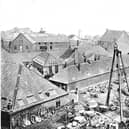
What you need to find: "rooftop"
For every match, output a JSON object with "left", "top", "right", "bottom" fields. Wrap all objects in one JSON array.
[
  {"left": 28, "top": 33, "right": 70, "bottom": 43},
  {"left": 100, "top": 29, "right": 126, "bottom": 42},
  {"left": 1, "top": 63, "right": 68, "bottom": 113},
  {"left": 32, "top": 52, "right": 64, "bottom": 66},
  {"left": 50, "top": 54, "right": 129, "bottom": 84},
  {"left": 1, "top": 48, "right": 41, "bottom": 64},
  {"left": 1, "top": 28, "right": 70, "bottom": 43}
]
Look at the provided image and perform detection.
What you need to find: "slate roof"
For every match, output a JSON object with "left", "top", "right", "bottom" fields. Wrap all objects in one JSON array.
[
  {"left": 1, "top": 63, "right": 68, "bottom": 113},
  {"left": 50, "top": 59, "right": 111, "bottom": 84},
  {"left": 50, "top": 55, "right": 129, "bottom": 84},
  {"left": 100, "top": 29, "right": 125, "bottom": 42},
  {"left": 32, "top": 52, "right": 63, "bottom": 66}
]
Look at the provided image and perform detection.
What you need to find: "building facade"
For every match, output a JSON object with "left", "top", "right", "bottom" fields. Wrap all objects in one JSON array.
[
  {"left": 1, "top": 64, "right": 70, "bottom": 129},
  {"left": 9, "top": 33, "right": 33, "bottom": 52},
  {"left": 2, "top": 31, "right": 70, "bottom": 53}
]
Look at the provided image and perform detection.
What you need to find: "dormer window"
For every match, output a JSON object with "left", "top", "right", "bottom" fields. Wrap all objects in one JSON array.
[{"left": 45, "top": 92, "right": 50, "bottom": 97}]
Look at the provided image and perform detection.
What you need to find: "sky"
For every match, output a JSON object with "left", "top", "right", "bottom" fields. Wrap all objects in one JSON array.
[{"left": 0, "top": 0, "right": 129, "bottom": 36}]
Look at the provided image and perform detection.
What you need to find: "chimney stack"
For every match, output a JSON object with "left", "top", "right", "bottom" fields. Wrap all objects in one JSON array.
[{"left": 74, "top": 47, "right": 80, "bottom": 71}]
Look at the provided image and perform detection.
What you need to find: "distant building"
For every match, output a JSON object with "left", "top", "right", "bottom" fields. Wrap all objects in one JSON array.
[
  {"left": 1, "top": 28, "right": 70, "bottom": 52},
  {"left": 9, "top": 33, "right": 34, "bottom": 52},
  {"left": 50, "top": 55, "right": 129, "bottom": 91},
  {"left": 78, "top": 43, "right": 112, "bottom": 61},
  {"left": 1, "top": 64, "right": 70, "bottom": 129},
  {"left": 98, "top": 29, "right": 129, "bottom": 54}
]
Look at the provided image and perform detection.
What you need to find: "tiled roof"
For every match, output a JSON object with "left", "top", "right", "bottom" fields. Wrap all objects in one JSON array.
[
  {"left": 100, "top": 29, "right": 124, "bottom": 42},
  {"left": 50, "top": 55, "right": 129, "bottom": 84},
  {"left": 33, "top": 52, "right": 63, "bottom": 66},
  {"left": 1, "top": 64, "right": 68, "bottom": 112}
]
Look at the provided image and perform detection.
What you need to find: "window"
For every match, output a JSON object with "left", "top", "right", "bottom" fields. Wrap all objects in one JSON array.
[
  {"left": 40, "top": 46, "right": 47, "bottom": 51},
  {"left": 49, "top": 65, "right": 53, "bottom": 74},
  {"left": 56, "top": 100, "right": 60, "bottom": 108},
  {"left": 50, "top": 45, "right": 52, "bottom": 50},
  {"left": 9, "top": 41, "right": 11, "bottom": 48},
  {"left": 40, "top": 46, "right": 44, "bottom": 49},
  {"left": 55, "top": 65, "right": 58, "bottom": 73},
  {"left": 50, "top": 42, "right": 53, "bottom": 50},
  {"left": 14, "top": 46, "right": 17, "bottom": 50},
  {"left": 26, "top": 46, "right": 29, "bottom": 49}
]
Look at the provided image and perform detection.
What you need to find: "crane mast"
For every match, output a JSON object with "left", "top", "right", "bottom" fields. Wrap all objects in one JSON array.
[{"left": 105, "top": 42, "right": 129, "bottom": 128}]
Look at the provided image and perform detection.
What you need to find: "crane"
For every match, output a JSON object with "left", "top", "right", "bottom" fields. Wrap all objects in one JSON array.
[{"left": 105, "top": 42, "right": 129, "bottom": 128}]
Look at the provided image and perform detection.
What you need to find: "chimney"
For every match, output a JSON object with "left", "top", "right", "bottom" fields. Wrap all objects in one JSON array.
[
  {"left": 74, "top": 47, "right": 80, "bottom": 71},
  {"left": 63, "top": 61, "right": 67, "bottom": 68},
  {"left": 77, "top": 40, "right": 79, "bottom": 46},
  {"left": 74, "top": 47, "right": 78, "bottom": 64}
]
